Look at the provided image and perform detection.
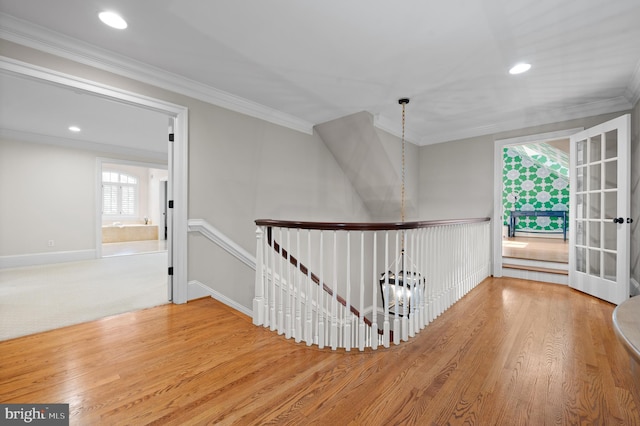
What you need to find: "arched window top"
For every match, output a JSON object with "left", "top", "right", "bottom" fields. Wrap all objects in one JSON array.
[
  {"left": 102, "top": 171, "right": 138, "bottom": 184},
  {"left": 102, "top": 171, "right": 138, "bottom": 216}
]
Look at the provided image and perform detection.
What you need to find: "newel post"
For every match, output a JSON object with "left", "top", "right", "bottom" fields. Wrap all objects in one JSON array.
[{"left": 253, "top": 226, "right": 265, "bottom": 325}]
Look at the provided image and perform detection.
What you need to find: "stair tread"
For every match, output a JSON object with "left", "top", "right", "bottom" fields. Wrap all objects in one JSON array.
[{"left": 503, "top": 263, "right": 568, "bottom": 275}]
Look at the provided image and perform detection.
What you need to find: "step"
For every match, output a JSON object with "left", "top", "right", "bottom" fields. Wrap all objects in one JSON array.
[{"left": 503, "top": 262, "right": 568, "bottom": 275}]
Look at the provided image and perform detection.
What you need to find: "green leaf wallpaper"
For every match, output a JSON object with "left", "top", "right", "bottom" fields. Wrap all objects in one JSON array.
[{"left": 503, "top": 144, "right": 569, "bottom": 234}]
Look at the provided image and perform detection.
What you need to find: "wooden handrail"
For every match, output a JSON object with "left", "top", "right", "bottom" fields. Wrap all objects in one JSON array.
[{"left": 256, "top": 217, "right": 490, "bottom": 231}]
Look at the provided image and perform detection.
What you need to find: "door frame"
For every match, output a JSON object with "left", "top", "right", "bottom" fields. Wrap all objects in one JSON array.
[
  {"left": 95, "top": 158, "right": 168, "bottom": 258},
  {"left": 492, "top": 128, "right": 583, "bottom": 278},
  {"left": 0, "top": 57, "right": 190, "bottom": 303}
]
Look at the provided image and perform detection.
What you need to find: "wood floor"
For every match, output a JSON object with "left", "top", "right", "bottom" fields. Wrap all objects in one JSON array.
[
  {"left": 502, "top": 236, "right": 569, "bottom": 263},
  {"left": 1, "top": 277, "right": 638, "bottom": 425}
]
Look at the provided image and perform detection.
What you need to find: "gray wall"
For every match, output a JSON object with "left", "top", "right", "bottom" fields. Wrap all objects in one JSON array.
[
  {"left": 418, "top": 111, "right": 630, "bottom": 220},
  {"left": 0, "top": 41, "right": 370, "bottom": 310},
  {"left": 419, "top": 108, "right": 639, "bottom": 294},
  {"left": 0, "top": 138, "right": 163, "bottom": 258},
  {"left": 0, "top": 139, "right": 96, "bottom": 256},
  {"left": 2, "top": 39, "right": 638, "bottom": 307}
]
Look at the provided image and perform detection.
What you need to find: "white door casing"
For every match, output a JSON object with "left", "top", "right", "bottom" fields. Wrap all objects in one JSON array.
[
  {"left": 0, "top": 56, "right": 189, "bottom": 303},
  {"left": 569, "top": 115, "right": 631, "bottom": 305}
]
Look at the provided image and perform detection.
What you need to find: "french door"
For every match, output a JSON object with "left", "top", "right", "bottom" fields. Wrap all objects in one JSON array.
[{"left": 569, "top": 114, "right": 631, "bottom": 305}]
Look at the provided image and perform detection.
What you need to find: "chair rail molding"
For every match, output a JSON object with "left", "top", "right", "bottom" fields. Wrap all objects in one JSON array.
[{"left": 187, "top": 219, "right": 256, "bottom": 270}]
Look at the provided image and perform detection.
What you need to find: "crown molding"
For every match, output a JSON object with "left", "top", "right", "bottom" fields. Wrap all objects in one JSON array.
[
  {"left": 0, "top": 13, "right": 314, "bottom": 135},
  {"left": 372, "top": 113, "right": 419, "bottom": 145},
  {"left": 420, "top": 96, "right": 633, "bottom": 146}
]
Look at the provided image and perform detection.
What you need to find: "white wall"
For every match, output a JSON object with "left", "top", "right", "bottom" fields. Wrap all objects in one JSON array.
[{"left": 0, "top": 139, "right": 96, "bottom": 256}]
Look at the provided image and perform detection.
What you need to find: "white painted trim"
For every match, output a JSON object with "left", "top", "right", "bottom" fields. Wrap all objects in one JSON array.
[
  {"left": 188, "top": 280, "right": 253, "bottom": 317},
  {"left": 0, "top": 14, "right": 313, "bottom": 135},
  {"left": 0, "top": 56, "right": 191, "bottom": 305},
  {"left": 501, "top": 268, "right": 569, "bottom": 285},
  {"left": 373, "top": 114, "right": 419, "bottom": 145},
  {"left": 0, "top": 249, "right": 96, "bottom": 269},
  {"left": 493, "top": 128, "right": 583, "bottom": 278},
  {"left": 502, "top": 257, "right": 568, "bottom": 271},
  {"left": 187, "top": 219, "right": 256, "bottom": 270}
]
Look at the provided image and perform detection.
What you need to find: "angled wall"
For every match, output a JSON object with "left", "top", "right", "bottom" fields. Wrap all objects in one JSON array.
[{"left": 315, "top": 111, "right": 418, "bottom": 221}]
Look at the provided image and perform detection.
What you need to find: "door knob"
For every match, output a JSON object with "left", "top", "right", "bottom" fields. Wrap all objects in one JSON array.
[{"left": 613, "top": 217, "right": 624, "bottom": 224}]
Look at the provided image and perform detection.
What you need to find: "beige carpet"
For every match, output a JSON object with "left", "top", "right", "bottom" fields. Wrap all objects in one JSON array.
[{"left": 0, "top": 252, "right": 168, "bottom": 341}]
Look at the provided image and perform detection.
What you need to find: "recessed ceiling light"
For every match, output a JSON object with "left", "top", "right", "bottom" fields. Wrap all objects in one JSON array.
[
  {"left": 68, "top": 126, "right": 81, "bottom": 132},
  {"left": 509, "top": 63, "right": 531, "bottom": 75},
  {"left": 99, "top": 11, "right": 128, "bottom": 29}
]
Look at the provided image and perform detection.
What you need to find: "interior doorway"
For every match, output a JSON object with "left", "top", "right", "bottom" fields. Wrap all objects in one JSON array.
[
  {"left": 99, "top": 160, "right": 169, "bottom": 258},
  {"left": 493, "top": 128, "right": 582, "bottom": 283},
  {"left": 0, "top": 59, "right": 189, "bottom": 339}
]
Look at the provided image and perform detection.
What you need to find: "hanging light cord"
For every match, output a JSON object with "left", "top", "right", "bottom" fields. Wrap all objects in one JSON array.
[{"left": 399, "top": 98, "right": 409, "bottom": 223}]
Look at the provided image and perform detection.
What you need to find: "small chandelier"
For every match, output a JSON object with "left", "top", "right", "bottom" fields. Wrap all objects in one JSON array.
[{"left": 379, "top": 98, "right": 424, "bottom": 318}]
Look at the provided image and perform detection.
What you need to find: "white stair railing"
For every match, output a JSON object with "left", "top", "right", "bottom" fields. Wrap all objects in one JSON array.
[{"left": 253, "top": 218, "right": 491, "bottom": 351}]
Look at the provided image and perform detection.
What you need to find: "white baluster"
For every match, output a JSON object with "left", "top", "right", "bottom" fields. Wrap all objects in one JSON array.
[
  {"left": 359, "top": 231, "right": 365, "bottom": 351},
  {"left": 331, "top": 231, "right": 338, "bottom": 350},
  {"left": 295, "top": 229, "right": 302, "bottom": 342},
  {"left": 270, "top": 227, "right": 277, "bottom": 331},
  {"left": 344, "top": 231, "right": 351, "bottom": 351},
  {"left": 253, "top": 226, "right": 265, "bottom": 326},
  {"left": 285, "top": 229, "right": 292, "bottom": 339},
  {"left": 371, "top": 232, "right": 378, "bottom": 350},
  {"left": 318, "top": 231, "right": 324, "bottom": 348},
  {"left": 305, "top": 229, "right": 313, "bottom": 346},
  {"left": 383, "top": 231, "right": 390, "bottom": 348},
  {"left": 409, "top": 229, "right": 417, "bottom": 337},
  {"left": 426, "top": 226, "right": 434, "bottom": 322},
  {"left": 263, "top": 226, "right": 270, "bottom": 328},
  {"left": 393, "top": 231, "right": 400, "bottom": 345},
  {"left": 278, "top": 228, "right": 284, "bottom": 335}
]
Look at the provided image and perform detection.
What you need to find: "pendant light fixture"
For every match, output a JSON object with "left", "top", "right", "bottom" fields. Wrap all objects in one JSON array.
[
  {"left": 399, "top": 98, "right": 409, "bottom": 223},
  {"left": 379, "top": 98, "right": 424, "bottom": 320}
]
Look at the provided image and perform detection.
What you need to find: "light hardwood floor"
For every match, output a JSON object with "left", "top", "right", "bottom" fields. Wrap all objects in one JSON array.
[
  {"left": 502, "top": 236, "right": 569, "bottom": 263},
  {"left": 1, "top": 277, "right": 638, "bottom": 425}
]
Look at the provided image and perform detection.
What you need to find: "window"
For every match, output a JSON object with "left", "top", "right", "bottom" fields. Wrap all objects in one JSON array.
[{"left": 102, "top": 171, "right": 138, "bottom": 216}]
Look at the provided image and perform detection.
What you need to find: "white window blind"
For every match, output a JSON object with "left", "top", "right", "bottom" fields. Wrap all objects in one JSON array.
[{"left": 102, "top": 171, "right": 138, "bottom": 216}]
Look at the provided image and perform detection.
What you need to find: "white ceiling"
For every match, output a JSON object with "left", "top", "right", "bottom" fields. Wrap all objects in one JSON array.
[
  {"left": 1, "top": 0, "right": 640, "bottom": 147},
  {"left": 0, "top": 72, "right": 169, "bottom": 155}
]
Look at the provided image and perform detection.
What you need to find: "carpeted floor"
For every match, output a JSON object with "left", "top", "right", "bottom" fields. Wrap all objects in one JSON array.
[{"left": 0, "top": 252, "right": 168, "bottom": 341}]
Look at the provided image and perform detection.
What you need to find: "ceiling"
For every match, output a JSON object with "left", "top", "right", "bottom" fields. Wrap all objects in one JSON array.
[
  {"left": 1, "top": 0, "right": 640, "bottom": 147},
  {"left": 0, "top": 72, "right": 169, "bottom": 156}
]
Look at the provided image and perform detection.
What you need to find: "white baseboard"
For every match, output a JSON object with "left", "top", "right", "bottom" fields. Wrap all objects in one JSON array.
[
  {"left": 187, "top": 280, "right": 252, "bottom": 317},
  {"left": 0, "top": 249, "right": 96, "bottom": 269}
]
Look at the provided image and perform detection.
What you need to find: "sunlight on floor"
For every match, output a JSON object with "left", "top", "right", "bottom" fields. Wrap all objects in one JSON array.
[{"left": 502, "top": 241, "right": 529, "bottom": 248}]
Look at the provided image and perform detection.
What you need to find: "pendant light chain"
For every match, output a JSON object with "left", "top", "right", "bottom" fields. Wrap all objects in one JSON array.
[
  {"left": 401, "top": 103, "right": 406, "bottom": 223},
  {"left": 399, "top": 98, "right": 409, "bottom": 223}
]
